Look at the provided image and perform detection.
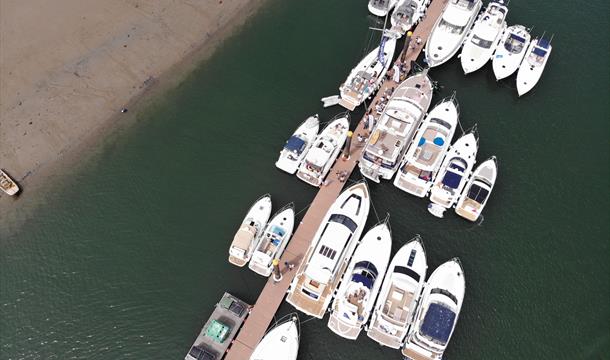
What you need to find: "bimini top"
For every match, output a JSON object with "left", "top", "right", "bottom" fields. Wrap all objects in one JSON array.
[
  {"left": 420, "top": 302, "right": 457, "bottom": 345},
  {"left": 510, "top": 33, "right": 527, "bottom": 43},
  {"left": 285, "top": 136, "right": 306, "bottom": 153},
  {"left": 442, "top": 163, "right": 466, "bottom": 189},
  {"left": 533, "top": 46, "right": 548, "bottom": 57},
  {"left": 538, "top": 38, "right": 551, "bottom": 49}
]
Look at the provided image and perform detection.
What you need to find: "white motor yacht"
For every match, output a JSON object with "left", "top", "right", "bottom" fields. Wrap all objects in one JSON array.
[
  {"left": 460, "top": 1, "right": 508, "bottom": 74},
  {"left": 428, "top": 131, "right": 478, "bottom": 218},
  {"left": 276, "top": 115, "right": 320, "bottom": 174},
  {"left": 367, "top": 236, "right": 427, "bottom": 349},
  {"left": 228, "top": 194, "right": 272, "bottom": 267},
  {"left": 250, "top": 315, "right": 299, "bottom": 360},
  {"left": 492, "top": 25, "right": 531, "bottom": 80},
  {"left": 425, "top": 0, "right": 483, "bottom": 68},
  {"left": 286, "top": 182, "right": 370, "bottom": 318},
  {"left": 0, "top": 169, "right": 20, "bottom": 196},
  {"left": 296, "top": 115, "right": 349, "bottom": 187},
  {"left": 402, "top": 258, "right": 465, "bottom": 360},
  {"left": 249, "top": 204, "right": 295, "bottom": 277},
  {"left": 390, "top": 0, "right": 429, "bottom": 35},
  {"left": 359, "top": 71, "right": 434, "bottom": 183},
  {"left": 455, "top": 156, "right": 497, "bottom": 222},
  {"left": 516, "top": 37, "right": 552, "bottom": 96},
  {"left": 328, "top": 222, "right": 392, "bottom": 340},
  {"left": 339, "top": 36, "right": 397, "bottom": 111},
  {"left": 393, "top": 96, "right": 459, "bottom": 198},
  {"left": 369, "top": 0, "right": 399, "bottom": 17}
]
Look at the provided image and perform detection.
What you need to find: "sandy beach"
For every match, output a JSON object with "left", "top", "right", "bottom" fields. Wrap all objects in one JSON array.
[{"left": 0, "top": 0, "right": 265, "bottom": 204}]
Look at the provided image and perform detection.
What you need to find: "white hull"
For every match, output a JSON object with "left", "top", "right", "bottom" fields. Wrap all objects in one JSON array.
[
  {"left": 460, "top": 2, "right": 508, "bottom": 74},
  {"left": 516, "top": 38, "right": 552, "bottom": 96},
  {"left": 328, "top": 223, "right": 392, "bottom": 340},
  {"left": 250, "top": 316, "right": 299, "bottom": 360},
  {"left": 390, "top": 0, "right": 429, "bottom": 35},
  {"left": 393, "top": 97, "right": 459, "bottom": 198},
  {"left": 276, "top": 115, "right": 320, "bottom": 174},
  {"left": 359, "top": 71, "right": 434, "bottom": 182},
  {"left": 249, "top": 205, "right": 295, "bottom": 277},
  {"left": 429, "top": 132, "right": 478, "bottom": 211},
  {"left": 0, "top": 169, "right": 20, "bottom": 196},
  {"left": 286, "top": 183, "right": 370, "bottom": 318},
  {"left": 296, "top": 116, "right": 349, "bottom": 187},
  {"left": 402, "top": 259, "right": 465, "bottom": 360},
  {"left": 425, "top": 0, "right": 482, "bottom": 68},
  {"left": 367, "top": 236, "right": 427, "bottom": 349},
  {"left": 369, "top": 0, "right": 399, "bottom": 17},
  {"left": 339, "top": 37, "right": 397, "bottom": 110},
  {"left": 492, "top": 25, "right": 531, "bottom": 80},
  {"left": 228, "top": 195, "right": 272, "bottom": 267},
  {"left": 455, "top": 156, "right": 497, "bottom": 222}
]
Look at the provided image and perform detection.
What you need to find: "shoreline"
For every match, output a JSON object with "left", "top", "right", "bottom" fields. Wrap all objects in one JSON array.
[{"left": 0, "top": 0, "right": 268, "bottom": 223}]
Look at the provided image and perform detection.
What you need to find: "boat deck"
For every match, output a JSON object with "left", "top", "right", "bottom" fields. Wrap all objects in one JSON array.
[{"left": 224, "top": 0, "right": 447, "bottom": 357}]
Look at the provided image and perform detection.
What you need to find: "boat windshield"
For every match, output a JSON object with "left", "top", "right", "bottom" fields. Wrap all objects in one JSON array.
[
  {"left": 471, "top": 34, "right": 493, "bottom": 49},
  {"left": 438, "top": 19, "right": 464, "bottom": 34},
  {"left": 467, "top": 183, "right": 489, "bottom": 204},
  {"left": 504, "top": 33, "right": 526, "bottom": 53}
]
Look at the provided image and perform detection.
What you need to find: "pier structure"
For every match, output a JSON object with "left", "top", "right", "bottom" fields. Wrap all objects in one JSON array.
[{"left": 225, "top": 0, "right": 448, "bottom": 358}]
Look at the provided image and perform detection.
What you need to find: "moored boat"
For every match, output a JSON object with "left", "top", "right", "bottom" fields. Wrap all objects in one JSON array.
[
  {"left": 516, "top": 37, "right": 552, "bottom": 96},
  {"left": 427, "top": 131, "right": 478, "bottom": 218},
  {"left": 339, "top": 36, "right": 397, "bottom": 111},
  {"left": 249, "top": 204, "right": 295, "bottom": 277},
  {"left": 393, "top": 96, "right": 459, "bottom": 198},
  {"left": 424, "top": 0, "right": 483, "bottom": 68},
  {"left": 390, "top": 0, "right": 429, "bottom": 36},
  {"left": 328, "top": 222, "right": 392, "bottom": 340},
  {"left": 296, "top": 115, "right": 349, "bottom": 187},
  {"left": 369, "top": 0, "right": 399, "bottom": 17},
  {"left": 286, "top": 182, "right": 370, "bottom": 318},
  {"left": 402, "top": 258, "right": 465, "bottom": 360},
  {"left": 0, "top": 169, "right": 20, "bottom": 196},
  {"left": 359, "top": 71, "right": 434, "bottom": 183},
  {"left": 228, "top": 194, "right": 272, "bottom": 267},
  {"left": 455, "top": 156, "right": 497, "bottom": 221},
  {"left": 492, "top": 25, "right": 531, "bottom": 80},
  {"left": 276, "top": 115, "right": 320, "bottom": 174},
  {"left": 250, "top": 315, "right": 299, "bottom": 360},
  {"left": 367, "top": 236, "right": 427, "bottom": 349},
  {"left": 460, "top": 1, "right": 508, "bottom": 74}
]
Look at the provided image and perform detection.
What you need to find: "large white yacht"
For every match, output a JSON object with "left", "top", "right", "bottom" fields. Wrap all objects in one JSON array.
[
  {"left": 250, "top": 315, "right": 299, "bottom": 360},
  {"left": 402, "top": 258, "right": 465, "bottom": 360},
  {"left": 492, "top": 25, "right": 531, "bottom": 80},
  {"left": 455, "top": 156, "right": 497, "bottom": 222},
  {"left": 390, "top": 0, "right": 429, "bottom": 36},
  {"left": 328, "top": 222, "right": 392, "bottom": 340},
  {"left": 359, "top": 71, "right": 434, "bottom": 183},
  {"left": 275, "top": 115, "right": 320, "bottom": 174},
  {"left": 296, "top": 115, "right": 349, "bottom": 187},
  {"left": 460, "top": 1, "right": 508, "bottom": 74},
  {"left": 393, "top": 96, "right": 459, "bottom": 198},
  {"left": 228, "top": 194, "right": 272, "bottom": 267},
  {"left": 516, "top": 37, "right": 552, "bottom": 96},
  {"left": 339, "top": 36, "right": 397, "bottom": 111},
  {"left": 0, "top": 169, "right": 20, "bottom": 196},
  {"left": 428, "top": 132, "right": 478, "bottom": 218},
  {"left": 369, "top": 0, "right": 399, "bottom": 17},
  {"left": 249, "top": 204, "right": 295, "bottom": 277},
  {"left": 286, "top": 182, "right": 370, "bottom": 319},
  {"left": 425, "top": 0, "right": 482, "bottom": 68},
  {"left": 367, "top": 236, "right": 427, "bottom": 349}
]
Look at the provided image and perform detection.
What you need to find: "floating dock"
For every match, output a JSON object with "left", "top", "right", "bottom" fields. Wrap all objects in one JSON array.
[{"left": 225, "top": 0, "right": 447, "bottom": 358}]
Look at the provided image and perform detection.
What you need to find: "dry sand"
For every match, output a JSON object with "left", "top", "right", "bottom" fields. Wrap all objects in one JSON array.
[{"left": 0, "top": 0, "right": 265, "bottom": 204}]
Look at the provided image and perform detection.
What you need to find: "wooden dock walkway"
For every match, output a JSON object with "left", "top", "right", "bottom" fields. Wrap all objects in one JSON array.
[{"left": 225, "top": 1, "right": 447, "bottom": 358}]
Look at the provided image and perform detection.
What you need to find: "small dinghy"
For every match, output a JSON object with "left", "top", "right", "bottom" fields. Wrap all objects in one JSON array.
[
  {"left": 228, "top": 194, "right": 272, "bottom": 267},
  {"left": 455, "top": 156, "right": 497, "bottom": 221},
  {"left": 276, "top": 115, "right": 320, "bottom": 174},
  {"left": 492, "top": 25, "right": 531, "bottom": 80},
  {"left": 250, "top": 315, "right": 300, "bottom": 360},
  {"left": 249, "top": 204, "right": 295, "bottom": 277},
  {"left": 516, "top": 37, "right": 552, "bottom": 96},
  {"left": 0, "top": 169, "right": 20, "bottom": 196}
]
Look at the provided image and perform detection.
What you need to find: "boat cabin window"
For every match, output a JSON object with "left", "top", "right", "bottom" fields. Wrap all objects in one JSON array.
[
  {"left": 471, "top": 35, "right": 493, "bottom": 49},
  {"left": 430, "top": 288, "right": 459, "bottom": 304},
  {"left": 395, "top": 266, "right": 421, "bottom": 282},
  {"left": 329, "top": 213, "right": 358, "bottom": 233},
  {"left": 438, "top": 19, "right": 463, "bottom": 34},
  {"left": 319, "top": 245, "right": 337, "bottom": 260},
  {"left": 407, "top": 249, "right": 417, "bottom": 267},
  {"left": 340, "top": 194, "right": 363, "bottom": 215},
  {"left": 430, "top": 118, "right": 453, "bottom": 130}
]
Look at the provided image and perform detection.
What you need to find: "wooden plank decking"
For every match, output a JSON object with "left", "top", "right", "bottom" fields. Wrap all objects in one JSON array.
[{"left": 225, "top": 1, "right": 448, "bottom": 358}]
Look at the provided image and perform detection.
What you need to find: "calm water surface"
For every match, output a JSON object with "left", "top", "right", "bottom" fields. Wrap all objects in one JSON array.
[{"left": 1, "top": 0, "right": 609, "bottom": 359}]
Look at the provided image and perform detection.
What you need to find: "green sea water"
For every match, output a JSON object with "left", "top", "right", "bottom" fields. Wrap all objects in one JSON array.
[{"left": 1, "top": 0, "right": 609, "bottom": 359}]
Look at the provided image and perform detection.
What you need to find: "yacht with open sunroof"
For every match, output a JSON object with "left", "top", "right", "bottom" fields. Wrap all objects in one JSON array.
[
  {"left": 286, "top": 182, "right": 370, "bottom": 319},
  {"left": 328, "top": 222, "right": 392, "bottom": 340},
  {"left": 249, "top": 204, "right": 295, "bottom": 277},
  {"left": 393, "top": 96, "right": 459, "bottom": 198},
  {"left": 402, "top": 258, "right": 465, "bottom": 360},
  {"left": 276, "top": 115, "right": 320, "bottom": 174},
  {"left": 228, "top": 194, "right": 272, "bottom": 267},
  {"left": 359, "top": 71, "right": 434, "bottom": 183},
  {"left": 367, "top": 236, "right": 427, "bottom": 349},
  {"left": 455, "top": 156, "right": 497, "bottom": 222},
  {"left": 492, "top": 25, "right": 531, "bottom": 80}
]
